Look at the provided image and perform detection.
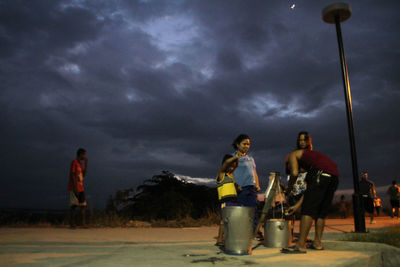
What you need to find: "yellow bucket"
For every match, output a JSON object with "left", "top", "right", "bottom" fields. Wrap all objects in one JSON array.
[{"left": 217, "top": 180, "right": 237, "bottom": 201}]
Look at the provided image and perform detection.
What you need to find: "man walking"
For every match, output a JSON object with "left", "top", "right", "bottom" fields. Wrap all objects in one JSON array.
[
  {"left": 282, "top": 148, "right": 338, "bottom": 253},
  {"left": 68, "top": 148, "right": 88, "bottom": 228},
  {"left": 359, "top": 172, "right": 377, "bottom": 224},
  {"left": 387, "top": 180, "right": 400, "bottom": 218}
]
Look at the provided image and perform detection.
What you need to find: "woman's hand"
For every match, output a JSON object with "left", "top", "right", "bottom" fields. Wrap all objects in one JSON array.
[
  {"left": 285, "top": 195, "right": 304, "bottom": 216},
  {"left": 285, "top": 206, "right": 296, "bottom": 216}
]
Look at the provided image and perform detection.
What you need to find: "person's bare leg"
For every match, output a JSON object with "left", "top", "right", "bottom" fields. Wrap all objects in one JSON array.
[
  {"left": 217, "top": 221, "right": 224, "bottom": 245},
  {"left": 70, "top": 206, "right": 76, "bottom": 228},
  {"left": 291, "top": 215, "right": 295, "bottom": 242},
  {"left": 313, "top": 218, "right": 325, "bottom": 249},
  {"left": 81, "top": 206, "right": 88, "bottom": 227},
  {"left": 297, "top": 215, "right": 313, "bottom": 250}
]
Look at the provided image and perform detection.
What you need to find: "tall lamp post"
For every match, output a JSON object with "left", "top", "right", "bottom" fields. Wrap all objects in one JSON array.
[{"left": 322, "top": 3, "right": 366, "bottom": 232}]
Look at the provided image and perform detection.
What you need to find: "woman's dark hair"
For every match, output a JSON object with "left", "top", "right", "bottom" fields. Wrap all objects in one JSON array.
[
  {"left": 221, "top": 154, "right": 234, "bottom": 165},
  {"left": 232, "top": 134, "right": 250, "bottom": 150},
  {"left": 76, "top": 148, "right": 86, "bottom": 157},
  {"left": 296, "top": 131, "right": 312, "bottom": 150},
  {"left": 393, "top": 180, "right": 397, "bottom": 185}
]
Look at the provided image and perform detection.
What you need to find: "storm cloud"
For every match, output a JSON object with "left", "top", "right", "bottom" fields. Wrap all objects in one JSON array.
[{"left": 1, "top": 0, "right": 399, "bottom": 209}]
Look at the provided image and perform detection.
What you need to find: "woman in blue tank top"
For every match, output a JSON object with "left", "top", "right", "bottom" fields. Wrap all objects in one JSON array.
[{"left": 231, "top": 134, "right": 262, "bottom": 240}]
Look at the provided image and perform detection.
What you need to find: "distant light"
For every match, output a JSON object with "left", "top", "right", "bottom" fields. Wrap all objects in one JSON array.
[{"left": 290, "top": 4, "right": 296, "bottom": 9}]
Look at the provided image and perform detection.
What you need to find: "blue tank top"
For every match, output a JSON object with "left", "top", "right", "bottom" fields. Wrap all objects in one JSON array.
[{"left": 232, "top": 154, "right": 256, "bottom": 187}]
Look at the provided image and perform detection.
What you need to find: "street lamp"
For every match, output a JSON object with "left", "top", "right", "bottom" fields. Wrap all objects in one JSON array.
[{"left": 322, "top": 3, "right": 366, "bottom": 232}]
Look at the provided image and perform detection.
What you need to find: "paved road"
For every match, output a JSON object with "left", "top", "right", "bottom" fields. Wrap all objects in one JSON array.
[{"left": 0, "top": 217, "right": 399, "bottom": 266}]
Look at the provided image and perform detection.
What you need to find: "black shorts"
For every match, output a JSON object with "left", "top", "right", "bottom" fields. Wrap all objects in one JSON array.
[
  {"left": 301, "top": 169, "right": 338, "bottom": 219},
  {"left": 76, "top": 192, "right": 86, "bottom": 204},
  {"left": 70, "top": 191, "right": 86, "bottom": 207},
  {"left": 362, "top": 196, "right": 374, "bottom": 214}
]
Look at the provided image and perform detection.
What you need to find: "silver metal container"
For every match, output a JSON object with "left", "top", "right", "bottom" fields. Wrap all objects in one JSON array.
[
  {"left": 264, "top": 219, "right": 290, "bottom": 248},
  {"left": 222, "top": 206, "right": 255, "bottom": 255}
]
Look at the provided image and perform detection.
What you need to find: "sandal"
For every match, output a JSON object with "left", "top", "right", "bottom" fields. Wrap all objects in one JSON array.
[
  {"left": 281, "top": 246, "right": 306, "bottom": 254},
  {"left": 308, "top": 244, "right": 324, "bottom": 250}
]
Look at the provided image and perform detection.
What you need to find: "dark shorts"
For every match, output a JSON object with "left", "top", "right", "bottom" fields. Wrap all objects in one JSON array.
[
  {"left": 301, "top": 169, "right": 338, "bottom": 219},
  {"left": 390, "top": 199, "right": 400, "bottom": 208},
  {"left": 76, "top": 192, "right": 86, "bottom": 204},
  {"left": 362, "top": 196, "right": 374, "bottom": 214},
  {"left": 237, "top": 186, "right": 257, "bottom": 208},
  {"left": 70, "top": 191, "right": 86, "bottom": 207},
  {"left": 237, "top": 186, "right": 258, "bottom": 229}
]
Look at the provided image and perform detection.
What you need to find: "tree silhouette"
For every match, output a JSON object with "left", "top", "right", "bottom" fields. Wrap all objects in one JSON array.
[{"left": 130, "top": 171, "right": 218, "bottom": 220}]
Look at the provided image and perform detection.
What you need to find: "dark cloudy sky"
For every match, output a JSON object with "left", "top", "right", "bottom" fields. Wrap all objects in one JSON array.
[{"left": 1, "top": 0, "right": 399, "bottom": 210}]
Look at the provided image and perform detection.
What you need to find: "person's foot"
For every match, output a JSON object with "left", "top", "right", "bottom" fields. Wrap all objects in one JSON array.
[
  {"left": 215, "top": 240, "right": 224, "bottom": 247},
  {"left": 253, "top": 232, "right": 264, "bottom": 241},
  {"left": 281, "top": 246, "right": 306, "bottom": 254},
  {"left": 308, "top": 243, "right": 324, "bottom": 250},
  {"left": 69, "top": 224, "right": 76, "bottom": 229},
  {"left": 292, "top": 234, "right": 311, "bottom": 243},
  {"left": 82, "top": 224, "right": 89, "bottom": 229}
]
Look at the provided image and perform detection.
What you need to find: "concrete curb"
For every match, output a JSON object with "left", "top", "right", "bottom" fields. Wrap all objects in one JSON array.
[{"left": 324, "top": 240, "right": 400, "bottom": 267}]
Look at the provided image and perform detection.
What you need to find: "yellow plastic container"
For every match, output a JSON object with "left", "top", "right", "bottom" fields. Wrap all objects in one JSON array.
[{"left": 217, "top": 176, "right": 237, "bottom": 201}]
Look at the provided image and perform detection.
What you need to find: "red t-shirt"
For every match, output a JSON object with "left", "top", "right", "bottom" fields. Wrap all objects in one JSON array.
[
  {"left": 68, "top": 159, "right": 84, "bottom": 192},
  {"left": 299, "top": 150, "right": 338, "bottom": 176}
]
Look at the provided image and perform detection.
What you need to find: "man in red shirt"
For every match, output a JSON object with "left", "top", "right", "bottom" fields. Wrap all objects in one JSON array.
[
  {"left": 68, "top": 148, "right": 88, "bottom": 228},
  {"left": 282, "top": 148, "right": 339, "bottom": 253}
]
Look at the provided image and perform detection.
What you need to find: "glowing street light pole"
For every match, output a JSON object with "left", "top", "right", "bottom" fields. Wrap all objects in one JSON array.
[{"left": 322, "top": 3, "right": 366, "bottom": 232}]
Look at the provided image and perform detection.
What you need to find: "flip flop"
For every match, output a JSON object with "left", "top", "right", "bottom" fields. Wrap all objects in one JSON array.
[
  {"left": 253, "top": 236, "right": 264, "bottom": 242},
  {"left": 281, "top": 246, "right": 306, "bottom": 254},
  {"left": 308, "top": 244, "right": 324, "bottom": 250}
]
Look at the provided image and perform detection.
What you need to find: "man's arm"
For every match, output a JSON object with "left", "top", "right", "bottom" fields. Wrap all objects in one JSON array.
[
  {"left": 70, "top": 163, "right": 78, "bottom": 194},
  {"left": 372, "top": 184, "right": 377, "bottom": 198}
]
